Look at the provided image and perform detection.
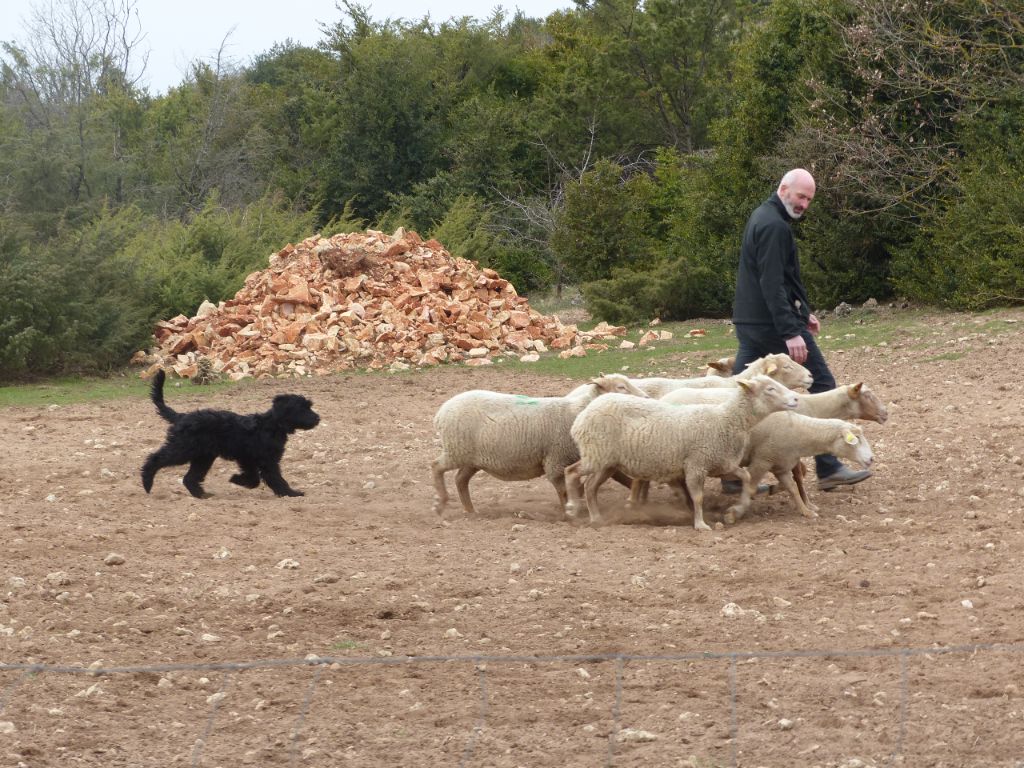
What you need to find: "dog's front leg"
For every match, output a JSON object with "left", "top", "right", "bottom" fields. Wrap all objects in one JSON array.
[
  {"left": 230, "top": 462, "right": 261, "bottom": 489},
  {"left": 261, "top": 464, "right": 304, "bottom": 497},
  {"left": 183, "top": 455, "right": 216, "bottom": 498}
]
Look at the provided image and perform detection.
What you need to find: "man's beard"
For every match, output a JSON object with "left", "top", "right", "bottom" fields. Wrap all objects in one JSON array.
[{"left": 782, "top": 198, "right": 804, "bottom": 219}]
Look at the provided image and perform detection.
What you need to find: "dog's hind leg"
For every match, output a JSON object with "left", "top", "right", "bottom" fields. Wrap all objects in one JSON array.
[
  {"left": 141, "top": 453, "right": 160, "bottom": 493},
  {"left": 230, "top": 462, "right": 261, "bottom": 489},
  {"left": 260, "top": 464, "right": 303, "bottom": 497},
  {"left": 142, "top": 446, "right": 190, "bottom": 493},
  {"left": 182, "top": 455, "right": 216, "bottom": 498}
]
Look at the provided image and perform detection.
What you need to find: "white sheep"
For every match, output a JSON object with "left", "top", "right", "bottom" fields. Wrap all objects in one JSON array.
[
  {"left": 662, "top": 380, "right": 888, "bottom": 423},
  {"left": 564, "top": 375, "right": 799, "bottom": 530},
  {"left": 628, "top": 352, "right": 812, "bottom": 398},
  {"left": 431, "top": 374, "right": 649, "bottom": 517},
  {"left": 725, "top": 416, "right": 874, "bottom": 522},
  {"left": 630, "top": 382, "right": 887, "bottom": 508},
  {"left": 659, "top": 382, "right": 884, "bottom": 507}
]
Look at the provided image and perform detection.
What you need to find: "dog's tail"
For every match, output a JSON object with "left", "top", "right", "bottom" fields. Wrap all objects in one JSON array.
[{"left": 150, "top": 369, "right": 180, "bottom": 423}]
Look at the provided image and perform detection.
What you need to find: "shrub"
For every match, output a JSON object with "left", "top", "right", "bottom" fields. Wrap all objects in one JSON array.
[{"left": 890, "top": 131, "right": 1024, "bottom": 309}]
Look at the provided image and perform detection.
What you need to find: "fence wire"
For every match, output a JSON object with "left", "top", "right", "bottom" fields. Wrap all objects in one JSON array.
[{"left": 2, "top": 640, "right": 1023, "bottom": 766}]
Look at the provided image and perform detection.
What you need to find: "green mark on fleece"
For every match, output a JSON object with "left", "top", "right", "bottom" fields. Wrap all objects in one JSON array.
[{"left": 514, "top": 395, "right": 540, "bottom": 405}]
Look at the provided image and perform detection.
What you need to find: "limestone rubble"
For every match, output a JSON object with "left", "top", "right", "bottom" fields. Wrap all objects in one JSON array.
[{"left": 136, "top": 228, "right": 630, "bottom": 380}]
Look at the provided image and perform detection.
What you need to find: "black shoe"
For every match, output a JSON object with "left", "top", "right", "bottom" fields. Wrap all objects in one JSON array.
[
  {"left": 721, "top": 479, "right": 771, "bottom": 496},
  {"left": 817, "top": 466, "right": 872, "bottom": 491}
]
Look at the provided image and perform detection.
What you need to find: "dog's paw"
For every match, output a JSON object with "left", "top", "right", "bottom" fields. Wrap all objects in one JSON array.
[{"left": 230, "top": 473, "right": 259, "bottom": 488}]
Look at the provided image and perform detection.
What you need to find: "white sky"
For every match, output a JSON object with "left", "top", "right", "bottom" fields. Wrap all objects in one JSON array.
[{"left": 0, "top": 0, "right": 572, "bottom": 95}]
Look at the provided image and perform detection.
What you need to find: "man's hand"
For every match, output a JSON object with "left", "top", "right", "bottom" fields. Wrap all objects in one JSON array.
[
  {"left": 785, "top": 334, "right": 808, "bottom": 363},
  {"left": 808, "top": 313, "right": 821, "bottom": 335}
]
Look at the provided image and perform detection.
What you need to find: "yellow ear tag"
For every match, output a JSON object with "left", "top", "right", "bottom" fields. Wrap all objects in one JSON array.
[{"left": 844, "top": 432, "right": 859, "bottom": 445}]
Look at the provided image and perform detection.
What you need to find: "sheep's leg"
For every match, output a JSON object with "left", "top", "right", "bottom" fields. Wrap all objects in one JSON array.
[
  {"left": 431, "top": 457, "right": 451, "bottom": 515},
  {"left": 564, "top": 461, "right": 586, "bottom": 518},
  {"left": 668, "top": 479, "right": 694, "bottom": 523},
  {"left": 778, "top": 466, "right": 818, "bottom": 518},
  {"left": 611, "top": 470, "right": 634, "bottom": 490},
  {"left": 454, "top": 467, "right": 479, "bottom": 515},
  {"left": 616, "top": 471, "right": 645, "bottom": 509},
  {"left": 792, "top": 461, "right": 812, "bottom": 508},
  {"left": 553, "top": 477, "right": 569, "bottom": 513},
  {"left": 545, "top": 462, "right": 570, "bottom": 515},
  {"left": 584, "top": 466, "right": 616, "bottom": 526},
  {"left": 626, "top": 478, "right": 646, "bottom": 508},
  {"left": 725, "top": 464, "right": 765, "bottom": 524},
  {"left": 684, "top": 472, "right": 711, "bottom": 532},
  {"left": 624, "top": 478, "right": 663, "bottom": 508}
]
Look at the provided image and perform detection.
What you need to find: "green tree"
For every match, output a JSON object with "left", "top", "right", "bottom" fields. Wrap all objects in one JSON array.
[
  {"left": 0, "top": 205, "right": 153, "bottom": 379},
  {"left": 551, "top": 158, "right": 656, "bottom": 283},
  {"left": 0, "top": 0, "right": 148, "bottom": 218},
  {"left": 313, "top": 6, "right": 451, "bottom": 221},
  {"left": 891, "top": 116, "right": 1024, "bottom": 309}
]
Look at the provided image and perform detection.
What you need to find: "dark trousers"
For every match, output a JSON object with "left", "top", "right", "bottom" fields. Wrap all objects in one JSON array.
[{"left": 732, "top": 323, "right": 843, "bottom": 478}]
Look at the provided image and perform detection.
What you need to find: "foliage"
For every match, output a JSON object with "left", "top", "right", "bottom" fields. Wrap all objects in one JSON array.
[
  {"left": 429, "top": 194, "right": 551, "bottom": 292},
  {"left": 550, "top": 158, "right": 657, "bottom": 284},
  {"left": 126, "top": 194, "right": 318, "bottom": 320},
  {"left": 890, "top": 120, "right": 1024, "bottom": 309},
  {"left": 0, "top": 205, "right": 152, "bottom": 379}
]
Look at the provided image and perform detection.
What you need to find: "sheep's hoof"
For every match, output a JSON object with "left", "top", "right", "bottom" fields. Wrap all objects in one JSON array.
[
  {"left": 564, "top": 502, "right": 579, "bottom": 518},
  {"left": 801, "top": 509, "right": 820, "bottom": 519},
  {"left": 694, "top": 520, "right": 712, "bottom": 532},
  {"left": 724, "top": 504, "right": 746, "bottom": 524}
]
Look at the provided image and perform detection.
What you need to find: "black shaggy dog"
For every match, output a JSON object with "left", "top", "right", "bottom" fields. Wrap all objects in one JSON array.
[{"left": 141, "top": 369, "right": 320, "bottom": 498}]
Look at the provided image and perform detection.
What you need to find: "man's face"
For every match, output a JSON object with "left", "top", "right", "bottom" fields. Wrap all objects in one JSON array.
[{"left": 780, "top": 180, "right": 815, "bottom": 219}]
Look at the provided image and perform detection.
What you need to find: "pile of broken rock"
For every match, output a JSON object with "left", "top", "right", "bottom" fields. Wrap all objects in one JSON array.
[{"left": 134, "top": 228, "right": 641, "bottom": 381}]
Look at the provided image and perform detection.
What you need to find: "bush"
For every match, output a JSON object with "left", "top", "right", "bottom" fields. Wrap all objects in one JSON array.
[
  {"left": 430, "top": 194, "right": 553, "bottom": 292},
  {"left": 128, "top": 193, "right": 318, "bottom": 320},
  {"left": 0, "top": 205, "right": 153, "bottom": 379},
  {"left": 890, "top": 133, "right": 1024, "bottom": 309},
  {"left": 550, "top": 159, "right": 657, "bottom": 284},
  {"left": 583, "top": 255, "right": 730, "bottom": 325}
]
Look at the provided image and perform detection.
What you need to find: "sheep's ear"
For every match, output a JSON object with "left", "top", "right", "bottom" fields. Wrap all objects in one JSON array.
[
  {"left": 736, "top": 379, "right": 754, "bottom": 394},
  {"left": 764, "top": 362, "right": 777, "bottom": 375},
  {"left": 849, "top": 382, "right": 863, "bottom": 398},
  {"left": 708, "top": 360, "right": 730, "bottom": 372},
  {"left": 843, "top": 430, "right": 860, "bottom": 445}
]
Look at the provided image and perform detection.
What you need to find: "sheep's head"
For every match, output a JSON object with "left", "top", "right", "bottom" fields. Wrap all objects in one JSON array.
[
  {"left": 847, "top": 382, "right": 889, "bottom": 424},
  {"left": 749, "top": 353, "right": 814, "bottom": 390},
  {"left": 591, "top": 373, "right": 650, "bottom": 398},
  {"left": 834, "top": 423, "right": 874, "bottom": 469},
  {"left": 704, "top": 357, "right": 735, "bottom": 377},
  {"left": 737, "top": 374, "right": 799, "bottom": 414}
]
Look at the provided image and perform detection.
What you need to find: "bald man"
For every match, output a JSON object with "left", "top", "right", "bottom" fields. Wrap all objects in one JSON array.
[{"left": 729, "top": 168, "right": 871, "bottom": 492}]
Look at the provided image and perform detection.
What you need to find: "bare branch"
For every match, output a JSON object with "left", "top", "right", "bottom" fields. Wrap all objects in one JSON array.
[{"left": 793, "top": 0, "right": 1024, "bottom": 216}]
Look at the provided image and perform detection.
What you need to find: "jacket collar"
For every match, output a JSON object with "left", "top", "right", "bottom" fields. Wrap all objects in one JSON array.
[{"left": 768, "top": 193, "right": 797, "bottom": 223}]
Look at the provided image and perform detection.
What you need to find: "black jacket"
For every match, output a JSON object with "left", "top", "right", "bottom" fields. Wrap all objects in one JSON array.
[{"left": 732, "top": 194, "right": 812, "bottom": 339}]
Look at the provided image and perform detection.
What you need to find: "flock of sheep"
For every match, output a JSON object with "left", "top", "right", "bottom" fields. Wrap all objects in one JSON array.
[{"left": 431, "top": 353, "right": 887, "bottom": 529}]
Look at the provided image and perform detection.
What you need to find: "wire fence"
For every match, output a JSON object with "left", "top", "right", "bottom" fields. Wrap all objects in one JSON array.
[{"left": 2, "top": 640, "right": 1024, "bottom": 767}]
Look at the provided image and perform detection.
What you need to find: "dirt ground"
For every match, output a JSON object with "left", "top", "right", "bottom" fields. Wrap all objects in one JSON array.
[{"left": 2, "top": 308, "right": 1024, "bottom": 768}]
